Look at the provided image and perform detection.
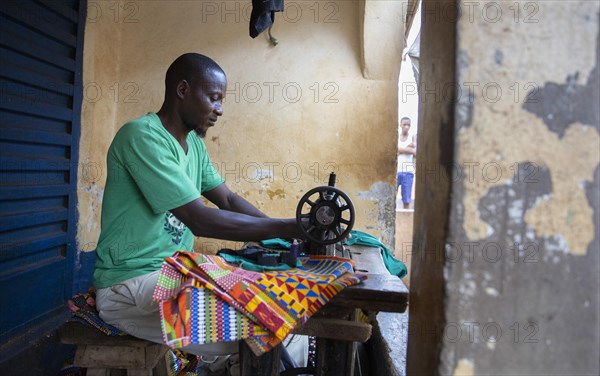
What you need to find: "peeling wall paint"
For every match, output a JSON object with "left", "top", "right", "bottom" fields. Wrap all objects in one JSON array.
[
  {"left": 78, "top": 182, "right": 104, "bottom": 235},
  {"left": 438, "top": 1, "right": 600, "bottom": 375},
  {"left": 457, "top": 1, "right": 600, "bottom": 256},
  {"left": 357, "top": 182, "right": 396, "bottom": 247},
  {"left": 266, "top": 189, "right": 286, "bottom": 200}
]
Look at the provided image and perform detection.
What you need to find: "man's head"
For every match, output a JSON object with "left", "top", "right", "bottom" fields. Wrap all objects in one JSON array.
[
  {"left": 400, "top": 117, "right": 411, "bottom": 135},
  {"left": 164, "top": 53, "right": 227, "bottom": 137}
]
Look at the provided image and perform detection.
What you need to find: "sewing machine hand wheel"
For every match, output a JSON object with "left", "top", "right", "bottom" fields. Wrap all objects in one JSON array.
[{"left": 296, "top": 186, "right": 355, "bottom": 245}]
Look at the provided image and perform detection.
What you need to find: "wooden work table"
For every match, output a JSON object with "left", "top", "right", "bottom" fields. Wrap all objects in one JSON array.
[
  {"left": 240, "top": 244, "right": 409, "bottom": 376},
  {"left": 333, "top": 245, "right": 409, "bottom": 313}
]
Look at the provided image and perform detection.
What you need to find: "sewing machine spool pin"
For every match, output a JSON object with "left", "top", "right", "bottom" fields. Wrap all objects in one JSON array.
[{"left": 296, "top": 173, "right": 355, "bottom": 255}]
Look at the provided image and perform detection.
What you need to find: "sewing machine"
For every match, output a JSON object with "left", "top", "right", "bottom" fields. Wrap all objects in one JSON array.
[
  {"left": 296, "top": 173, "right": 355, "bottom": 256},
  {"left": 240, "top": 180, "right": 409, "bottom": 375}
]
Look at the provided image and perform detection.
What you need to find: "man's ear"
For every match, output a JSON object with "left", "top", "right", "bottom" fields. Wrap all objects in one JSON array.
[{"left": 176, "top": 80, "right": 189, "bottom": 99}]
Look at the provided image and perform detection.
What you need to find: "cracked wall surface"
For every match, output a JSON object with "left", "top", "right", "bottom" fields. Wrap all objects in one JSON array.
[
  {"left": 442, "top": 1, "right": 599, "bottom": 375},
  {"left": 407, "top": 1, "right": 599, "bottom": 375},
  {"left": 456, "top": 1, "right": 599, "bottom": 256}
]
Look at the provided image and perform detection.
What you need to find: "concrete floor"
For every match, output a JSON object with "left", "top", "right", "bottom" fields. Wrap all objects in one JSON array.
[{"left": 380, "top": 311, "right": 409, "bottom": 376}]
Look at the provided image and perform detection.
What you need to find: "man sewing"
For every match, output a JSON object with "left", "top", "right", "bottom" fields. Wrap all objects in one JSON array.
[{"left": 93, "top": 53, "right": 303, "bottom": 359}]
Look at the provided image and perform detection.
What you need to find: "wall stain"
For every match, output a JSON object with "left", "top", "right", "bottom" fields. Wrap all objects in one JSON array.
[
  {"left": 266, "top": 188, "right": 286, "bottom": 200},
  {"left": 357, "top": 182, "right": 395, "bottom": 247},
  {"left": 523, "top": 71, "right": 599, "bottom": 138},
  {"left": 446, "top": 164, "right": 600, "bottom": 372},
  {"left": 523, "top": 24, "right": 599, "bottom": 138},
  {"left": 478, "top": 165, "right": 559, "bottom": 254},
  {"left": 494, "top": 49, "right": 503, "bottom": 65},
  {"left": 459, "top": 29, "right": 600, "bottom": 255},
  {"left": 79, "top": 182, "right": 104, "bottom": 234}
]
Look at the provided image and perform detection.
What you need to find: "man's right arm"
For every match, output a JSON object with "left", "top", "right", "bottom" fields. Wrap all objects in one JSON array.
[
  {"left": 201, "top": 184, "right": 268, "bottom": 218},
  {"left": 170, "top": 197, "right": 301, "bottom": 242}
]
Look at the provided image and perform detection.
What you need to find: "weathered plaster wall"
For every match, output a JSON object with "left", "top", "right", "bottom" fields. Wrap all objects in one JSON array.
[
  {"left": 443, "top": 1, "right": 599, "bottom": 374},
  {"left": 77, "top": 1, "right": 123, "bottom": 252},
  {"left": 77, "top": 1, "right": 405, "bottom": 252},
  {"left": 408, "top": 1, "right": 599, "bottom": 375},
  {"left": 361, "top": 0, "right": 404, "bottom": 80}
]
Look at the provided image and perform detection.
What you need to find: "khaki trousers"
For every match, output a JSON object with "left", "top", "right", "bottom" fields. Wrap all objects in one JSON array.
[{"left": 96, "top": 270, "right": 239, "bottom": 356}]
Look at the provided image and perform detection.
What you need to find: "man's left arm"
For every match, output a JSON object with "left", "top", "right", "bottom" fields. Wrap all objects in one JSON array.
[{"left": 202, "top": 184, "right": 268, "bottom": 218}]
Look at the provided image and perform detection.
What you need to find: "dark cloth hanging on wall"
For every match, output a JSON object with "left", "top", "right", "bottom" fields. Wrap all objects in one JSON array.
[{"left": 250, "top": 0, "right": 284, "bottom": 38}]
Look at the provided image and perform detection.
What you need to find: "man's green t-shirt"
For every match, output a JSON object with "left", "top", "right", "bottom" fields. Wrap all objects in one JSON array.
[{"left": 93, "top": 113, "right": 224, "bottom": 288}]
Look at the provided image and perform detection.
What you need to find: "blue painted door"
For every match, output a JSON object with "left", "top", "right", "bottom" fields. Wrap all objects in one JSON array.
[{"left": 0, "top": 0, "right": 86, "bottom": 350}]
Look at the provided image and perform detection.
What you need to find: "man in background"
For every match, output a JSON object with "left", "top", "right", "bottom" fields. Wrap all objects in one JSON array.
[{"left": 397, "top": 116, "right": 417, "bottom": 210}]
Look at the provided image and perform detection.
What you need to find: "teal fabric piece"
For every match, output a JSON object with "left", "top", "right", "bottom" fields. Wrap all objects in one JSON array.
[
  {"left": 345, "top": 230, "right": 408, "bottom": 278},
  {"left": 219, "top": 252, "right": 301, "bottom": 272},
  {"left": 260, "top": 238, "right": 292, "bottom": 249},
  {"left": 257, "top": 231, "right": 407, "bottom": 278}
]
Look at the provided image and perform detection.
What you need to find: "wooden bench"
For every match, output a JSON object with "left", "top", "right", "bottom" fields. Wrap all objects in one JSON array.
[{"left": 58, "top": 321, "right": 170, "bottom": 376}]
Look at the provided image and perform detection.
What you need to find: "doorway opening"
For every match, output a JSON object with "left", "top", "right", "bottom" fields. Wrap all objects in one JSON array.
[{"left": 395, "top": 1, "right": 421, "bottom": 288}]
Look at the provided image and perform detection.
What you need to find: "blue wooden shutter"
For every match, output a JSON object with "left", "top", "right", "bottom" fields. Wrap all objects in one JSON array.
[{"left": 0, "top": 0, "right": 86, "bottom": 349}]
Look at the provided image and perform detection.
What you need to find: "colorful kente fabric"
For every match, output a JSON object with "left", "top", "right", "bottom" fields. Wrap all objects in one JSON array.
[
  {"left": 154, "top": 251, "right": 366, "bottom": 355},
  {"left": 67, "top": 289, "right": 123, "bottom": 336},
  {"left": 160, "top": 284, "right": 269, "bottom": 349}
]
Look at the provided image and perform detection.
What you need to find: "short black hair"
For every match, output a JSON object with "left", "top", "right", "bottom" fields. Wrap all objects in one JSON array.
[
  {"left": 400, "top": 117, "right": 411, "bottom": 123},
  {"left": 165, "top": 53, "right": 225, "bottom": 93}
]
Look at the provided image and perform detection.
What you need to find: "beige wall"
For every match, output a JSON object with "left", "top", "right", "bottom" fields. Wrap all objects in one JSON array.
[{"left": 77, "top": 0, "right": 406, "bottom": 252}]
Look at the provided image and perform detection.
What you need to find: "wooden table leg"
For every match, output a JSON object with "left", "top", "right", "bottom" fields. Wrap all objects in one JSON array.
[
  {"left": 239, "top": 341, "right": 282, "bottom": 376},
  {"left": 314, "top": 337, "right": 356, "bottom": 376}
]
